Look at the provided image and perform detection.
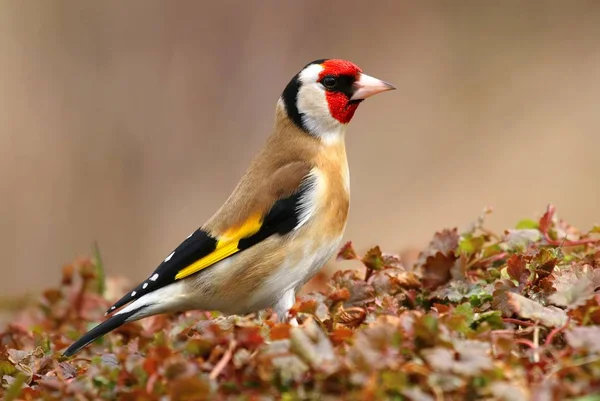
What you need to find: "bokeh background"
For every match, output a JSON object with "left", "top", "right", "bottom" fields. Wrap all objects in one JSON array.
[{"left": 2, "top": 1, "right": 600, "bottom": 296}]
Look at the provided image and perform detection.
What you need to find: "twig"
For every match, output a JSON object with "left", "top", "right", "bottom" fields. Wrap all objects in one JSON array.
[
  {"left": 543, "top": 355, "right": 600, "bottom": 382},
  {"left": 209, "top": 339, "right": 237, "bottom": 380},
  {"left": 146, "top": 373, "right": 158, "bottom": 394},
  {"left": 515, "top": 339, "right": 536, "bottom": 349},
  {"left": 480, "top": 227, "right": 501, "bottom": 241},
  {"left": 503, "top": 318, "right": 536, "bottom": 327},
  {"left": 469, "top": 252, "right": 507, "bottom": 269},
  {"left": 545, "top": 318, "right": 570, "bottom": 346},
  {"left": 532, "top": 326, "right": 540, "bottom": 363}
]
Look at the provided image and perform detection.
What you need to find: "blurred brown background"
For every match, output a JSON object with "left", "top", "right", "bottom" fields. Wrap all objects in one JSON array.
[{"left": 1, "top": 1, "right": 599, "bottom": 296}]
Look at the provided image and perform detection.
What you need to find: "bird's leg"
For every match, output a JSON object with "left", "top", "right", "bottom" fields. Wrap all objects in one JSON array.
[{"left": 273, "top": 288, "right": 298, "bottom": 325}]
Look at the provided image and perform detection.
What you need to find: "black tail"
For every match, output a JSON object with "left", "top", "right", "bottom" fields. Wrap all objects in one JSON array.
[{"left": 62, "top": 309, "right": 139, "bottom": 357}]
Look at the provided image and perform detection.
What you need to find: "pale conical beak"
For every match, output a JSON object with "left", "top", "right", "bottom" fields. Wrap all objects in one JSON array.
[{"left": 350, "top": 73, "right": 396, "bottom": 101}]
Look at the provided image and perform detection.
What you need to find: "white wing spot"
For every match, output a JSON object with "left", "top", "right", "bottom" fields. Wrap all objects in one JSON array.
[
  {"left": 110, "top": 306, "right": 115, "bottom": 310},
  {"left": 164, "top": 251, "right": 175, "bottom": 262},
  {"left": 150, "top": 273, "right": 159, "bottom": 281},
  {"left": 131, "top": 291, "right": 137, "bottom": 297},
  {"left": 142, "top": 282, "right": 148, "bottom": 289},
  {"left": 295, "top": 171, "right": 320, "bottom": 230}
]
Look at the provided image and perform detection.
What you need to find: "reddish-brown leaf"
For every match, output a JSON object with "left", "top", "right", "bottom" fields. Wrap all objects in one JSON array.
[
  {"left": 337, "top": 241, "right": 358, "bottom": 260},
  {"left": 539, "top": 204, "right": 555, "bottom": 235},
  {"left": 506, "top": 254, "right": 529, "bottom": 284},
  {"left": 328, "top": 288, "right": 351, "bottom": 303},
  {"left": 416, "top": 228, "right": 460, "bottom": 267},
  {"left": 362, "top": 246, "right": 384, "bottom": 271},
  {"left": 421, "top": 252, "right": 456, "bottom": 290},
  {"left": 329, "top": 327, "right": 354, "bottom": 345},
  {"left": 270, "top": 323, "right": 291, "bottom": 340}
]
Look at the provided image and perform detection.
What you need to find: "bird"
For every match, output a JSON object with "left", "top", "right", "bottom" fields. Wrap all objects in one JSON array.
[{"left": 63, "top": 58, "right": 395, "bottom": 357}]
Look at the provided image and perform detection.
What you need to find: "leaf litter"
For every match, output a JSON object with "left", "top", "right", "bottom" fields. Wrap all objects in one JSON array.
[{"left": 1, "top": 205, "right": 600, "bottom": 399}]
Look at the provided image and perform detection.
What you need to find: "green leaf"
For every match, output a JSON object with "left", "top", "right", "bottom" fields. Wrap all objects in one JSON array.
[
  {"left": 458, "top": 235, "right": 485, "bottom": 256},
  {"left": 454, "top": 303, "right": 474, "bottom": 325},
  {"left": 515, "top": 219, "right": 539, "bottom": 230},
  {"left": 589, "top": 225, "right": 600, "bottom": 234},
  {"left": 474, "top": 311, "right": 504, "bottom": 330}
]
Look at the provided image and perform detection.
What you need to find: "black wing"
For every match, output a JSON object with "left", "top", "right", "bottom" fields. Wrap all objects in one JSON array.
[{"left": 105, "top": 177, "right": 313, "bottom": 315}]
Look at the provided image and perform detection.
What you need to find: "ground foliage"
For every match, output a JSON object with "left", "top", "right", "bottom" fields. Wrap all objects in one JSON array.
[{"left": 2, "top": 205, "right": 600, "bottom": 400}]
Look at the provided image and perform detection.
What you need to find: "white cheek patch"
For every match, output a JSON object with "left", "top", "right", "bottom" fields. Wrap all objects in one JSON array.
[
  {"left": 297, "top": 85, "right": 341, "bottom": 136},
  {"left": 296, "top": 63, "right": 345, "bottom": 138}
]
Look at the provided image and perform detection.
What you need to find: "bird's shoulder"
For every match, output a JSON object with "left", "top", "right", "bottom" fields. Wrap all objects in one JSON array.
[{"left": 203, "top": 159, "right": 313, "bottom": 236}]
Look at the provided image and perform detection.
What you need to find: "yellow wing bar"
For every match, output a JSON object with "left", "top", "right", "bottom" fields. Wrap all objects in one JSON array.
[{"left": 174, "top": 214, "right": 263, "bottom": 280}]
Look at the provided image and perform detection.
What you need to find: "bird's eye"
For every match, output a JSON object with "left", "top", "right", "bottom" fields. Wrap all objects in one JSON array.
[{"left": 321, "top": 75, "right": 337, "bottom": 89}]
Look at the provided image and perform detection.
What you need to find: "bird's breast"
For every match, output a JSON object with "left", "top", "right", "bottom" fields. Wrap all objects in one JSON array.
[{"left": 311, "top": 139, "right": 350, "bottom": 237}]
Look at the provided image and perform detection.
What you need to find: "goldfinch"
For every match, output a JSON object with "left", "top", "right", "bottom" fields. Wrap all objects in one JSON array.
[{"left": 63, "top": 59, "right": 394, "bottom": 356}]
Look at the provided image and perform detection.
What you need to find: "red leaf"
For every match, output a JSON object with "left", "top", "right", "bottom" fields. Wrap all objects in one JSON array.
[
  {"left": 337, "top": 241, "right": 358, "bottom": 260},
  {"left": 236, "top": 326, "right": 264, "bottom": 349},
  {"left": 421, "top": 252, "right": 456, "bottom": 290},
  {"left": 416, "top": 228, "right": 460, "bottom": 267},
  {"left": 539, "top": 204, "right": 555, "bottom": 235},
  {"left": 270, "top": 323, "right": 291, "bottom": 340},
  {"left": 506, "top": 254, "right": 528, "bottom": 284},
  {"left": 330, "top": 327, "right": 353, "bottom": 345},
  {"left": 328, "top": 288, "right": 351, "bottom": 303}
]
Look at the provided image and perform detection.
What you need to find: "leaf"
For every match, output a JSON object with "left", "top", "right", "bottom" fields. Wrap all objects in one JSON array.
[
  {"left": 3, "top": 373, "right": 28, "bottom": 401},
  {"left": 539, "top": 205, "right": 556, "bottom": 235},
  {"left": 458, "top": 235, "right": 485, "bottom": 256},
  {"left": 328, "top": 287, "right": 351, "bottom": 303},
  {"left": 550, "top": 265, "right": 600, "bottom": 310},
  {"left": 270, "top": 324, "right": 291, "bottom": 340},
  {"left": 565, "top": 326, "right": 600, "bottom": 353},
  {"left": 348, "top": 316, "right": 402, "bottom": 371},
  {"left": 337, "top": 241, "right": 357, "bottom": 260},
  {"left": 506, "top": 254, "right": 529, "bottom": 284},
  {"left": 329, "top": 327, "right": 353, "bottom": 345},
  {"left": 424, "top": 339, "right": 493, "bottom": 376},
  {"left": 168, "top": 376, "right": 210, "bottom": 401},
  {"left": 530, "top": 248, "right": 559, "bottom": 280},
  {"left": 382, "top": 253, "right": 404, "bottom": 270},
  {"left": 516, "top": 219, "right": 539, "bottom": 230},
  {"left": 401, "top": 388, "right": 435, "bottom": 401},
  {"left": 290, "top": 318, "right": 337, "bottom": 373},
  {"left": 336, "top": 307, "right": 366, "bottom": 328},
  {"left": 507, "top": 293, "right": 568, "bottom": 327},
  {"left": 61, "top": 264, "right": 74, "bottom": 285},
  {"left": 504, "top": 229, "right": 542, "bottom": 251},
  {"left": 416, "top": 228, "right": 460, "bottom": 266},
  {"left": 362, "top": 246, "right": 384, "bottom": 271},
  {"left": 330, "top": 270, "right": 375, "bottom": 305},
  {"left": 490, "top": 382, "right": 529, "bottom": 401},
  {"left": 100, "top": 353, "right": 119, "bottom": 367},
  {"left": 421, "top": 252, "right": 456, "bottom": 290},
  {"left": 589, "top": 225, "right": 600, "bottom": 234}
]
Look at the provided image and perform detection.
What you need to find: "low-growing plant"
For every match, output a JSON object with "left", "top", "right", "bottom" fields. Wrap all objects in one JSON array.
[{"left": 2, "top": 205, "right": 600, "bottom": 400}]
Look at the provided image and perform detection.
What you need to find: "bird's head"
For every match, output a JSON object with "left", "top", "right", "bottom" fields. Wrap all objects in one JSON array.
[{"left": 280, "top": 59, "right": 395, "bottom": 139}]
